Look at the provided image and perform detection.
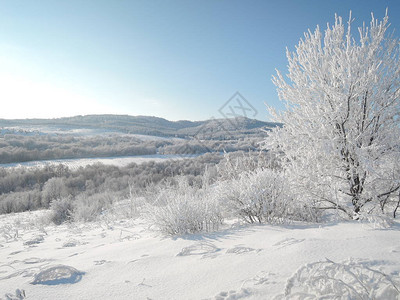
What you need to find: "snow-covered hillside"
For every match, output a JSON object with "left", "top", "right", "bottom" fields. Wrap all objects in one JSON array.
[{"left": 1, "top": 209, "right": 399, "bottom": 299}]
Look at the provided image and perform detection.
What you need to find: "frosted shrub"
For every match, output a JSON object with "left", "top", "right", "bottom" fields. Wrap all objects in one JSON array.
[
  {"left": 276, "top": 259, "right": 400, "bottom": 299},
  {"left": 0, "top": 190, "right": 42, "bottom": 214},
  {"left": 218, "top": 169, "right": 317, "bottom": 224},
  {"left": 49, "top": 197, "right": 73, "bottom": 225},
  {"left": 72, "top": 193, "right": 113, "bottom": 222},
  {"left": 217, "top": 151, "right": 276, "bottom": 181},
  {"left": 358, "top": 212, "right": 395, "bottom": 229},
  {"left": 42, "top": 177, "right": 69, "bottom": 208},
  {"left": 145, "top": 178, "right": 223, "bottom": 235}
]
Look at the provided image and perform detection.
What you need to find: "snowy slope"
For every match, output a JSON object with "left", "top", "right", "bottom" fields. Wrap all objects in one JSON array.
[{"left": 0, "top": 210, "right": 399, "bottom": 299}]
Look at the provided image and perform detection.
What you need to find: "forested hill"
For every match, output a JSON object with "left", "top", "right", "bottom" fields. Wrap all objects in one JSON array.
[{"left": 0, "top": 115, "right": 280, "bottom": 137}]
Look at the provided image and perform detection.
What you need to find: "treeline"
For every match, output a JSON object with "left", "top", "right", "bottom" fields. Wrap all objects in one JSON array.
[
  {"left": 0, "top": 134, "right": 165, "bottom": 164},
  {"left": 0, "top": 115, "right": 278, "bottom": 138},
  {"left": 0, "top": 133, "right": 265, "bottom": 165},
  {"left": 159, "top": 138, "right": 261, "bottom": 154},
  {"left": 0, "top": 152, "right": 226, "bottom": 214}
]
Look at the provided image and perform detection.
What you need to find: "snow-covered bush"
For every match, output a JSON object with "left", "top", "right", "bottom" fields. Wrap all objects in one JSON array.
[
  {"left": 217, "top": 169, "right": 318, "bottom": 224},
  {"left": 266, "top": 12, "right": 400, "bottom": 218},
  {"left": 49, "top": 197, "right": 73, "bottom": 225},
  {"left": 358, "top": 212, "right": 396, "bottom": 229},
  {"left": 144, "top": 178, "right": 223, "bottom": 235},
  {"left": 72, "top": 193, "right": 113, "bottom": 222},
  {"left": 216, "top": 151, "right": 277, "bottom": 181},
  {"left": 276, "top": 258, "right": 400, "bottom": 299},
  {"left": 42, "top": 177, "right": 69, "bottom": 208}
]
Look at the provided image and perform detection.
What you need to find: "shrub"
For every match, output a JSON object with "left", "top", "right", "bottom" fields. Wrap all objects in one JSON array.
[
  {"left": 216, "top": 151, "right": 275, "bottom": 181},
  {"left": 276, "top": 259, "right": 400, "bottom": 299},
  {"left": 42, "top": 178, "right": 68, "bottom": 208},
  {"left": 49, "top": 197, "right": 73, "bottom": 225},
  {"left": 217, "top": 169, "right": 318, "bottom": 224},
  {"left": 144, "top": 178, "right": 223, "bottom": 235},
  {"left": 72, "top": 193, "right": 113, "bottom": 222},
  {"left": 0, "top": 190, "right": 42, "bottom": 214}
]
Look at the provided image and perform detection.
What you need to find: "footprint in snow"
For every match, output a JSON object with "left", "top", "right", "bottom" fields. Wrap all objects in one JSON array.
[
  {"left": 177, "top": 242, "right": 220, "bottom": 258},
  {"left": 94, "top": 260, "right": 111, "bottom": 265},
  {"left": 390, "top": 246, "right": 400, "bottom": 253},
  {"left": 273, "top": 238, "right": 304, "bottom": 249},
  {"left": 23, "top": 236, "right": 44, "bottom": 246},
  {"left": 62, "top": 239, "right": 80, "bottom": 248},
  {"left": 3, "top": 288, "right": 26, "bottom": 300},
  {"left": 22, "top": 257, "right": 49, "bottom": 265},
  {"left": 2, "top": 266, "right": 41, "bottom": 280},
  {"left": 68, "top": 251, "right": 85, "bottom": 257},
  {"left": 214, "top": 288, "right": 251, "bottom": 300},
  {"left": 226, "top": 245, "right": 262, "bottom": 255},
  {"left": 246, "top": 271, "right": 278, "bottom": 286},
  {"left": 214, "top": 271, "right": 277, "bottom": 300}
]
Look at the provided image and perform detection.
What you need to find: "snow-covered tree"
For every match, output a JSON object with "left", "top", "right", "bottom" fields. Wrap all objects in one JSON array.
[{"left": 266, "top": 12, "right": 400, "bottom": 218}]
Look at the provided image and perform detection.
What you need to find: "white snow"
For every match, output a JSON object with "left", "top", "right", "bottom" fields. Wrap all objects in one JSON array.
[{"left": 0, "top": 209, "right": 399, "bottom": 299}]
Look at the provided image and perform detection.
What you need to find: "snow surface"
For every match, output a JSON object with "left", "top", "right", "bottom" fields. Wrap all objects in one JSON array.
[{"left": 0, "top": 210, "right": 399, "bottom": 299}]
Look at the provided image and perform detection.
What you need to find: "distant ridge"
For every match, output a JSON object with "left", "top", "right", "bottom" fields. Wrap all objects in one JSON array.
[{"left": 0, "top": 114, "right": 281, "bottom": 138}]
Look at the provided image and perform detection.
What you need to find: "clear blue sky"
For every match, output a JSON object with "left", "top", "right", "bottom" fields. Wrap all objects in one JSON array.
[{"left": 0, "top": 0, "right": 399, "bottom": 121}]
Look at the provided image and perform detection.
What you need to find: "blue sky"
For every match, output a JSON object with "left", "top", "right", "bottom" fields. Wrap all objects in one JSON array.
[{"left": 0, "top": 0, "right": 399, "bottom": 121}]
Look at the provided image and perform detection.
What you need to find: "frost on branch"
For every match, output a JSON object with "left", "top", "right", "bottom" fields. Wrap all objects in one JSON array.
[{"left": 265, "top": 11, "right": 400, "bottom": 218}]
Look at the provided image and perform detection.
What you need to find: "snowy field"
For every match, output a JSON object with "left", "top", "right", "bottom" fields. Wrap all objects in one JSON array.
[
  {"left": 0, "top": 154, "right": 198, "bottom": 170},
  {"left": 1, "top": 207, "right": 399, "bottom": 300}
]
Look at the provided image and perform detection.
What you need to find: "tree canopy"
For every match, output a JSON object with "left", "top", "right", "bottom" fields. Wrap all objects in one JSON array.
[{"left": 266, "top": 12, "right": 400, "bottom": 218}]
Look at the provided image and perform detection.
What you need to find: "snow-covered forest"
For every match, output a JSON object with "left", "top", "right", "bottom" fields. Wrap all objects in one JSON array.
[
  {"left": 1, "top": 11, "right": 400, "bottom": 300},
  {"left": 0, "top": 116, "right": 272, "bottom": 164}
]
